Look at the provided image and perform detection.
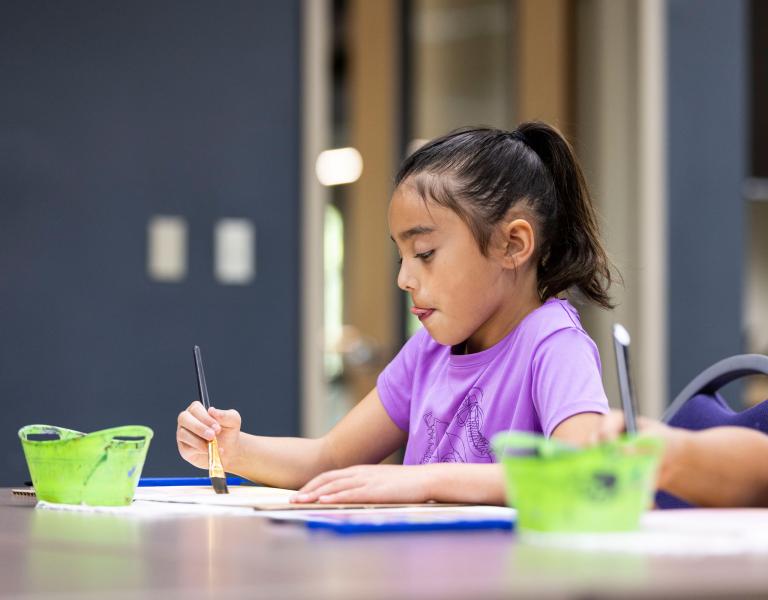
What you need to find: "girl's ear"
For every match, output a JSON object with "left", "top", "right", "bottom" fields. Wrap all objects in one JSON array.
[{"left": 499, "top": 218, "right": 535, "bottom": 270}]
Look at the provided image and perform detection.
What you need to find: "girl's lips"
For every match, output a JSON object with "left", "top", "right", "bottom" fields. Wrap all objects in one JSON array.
[{"left": 410, "top": 307, "right": 435, "bottom": 321}]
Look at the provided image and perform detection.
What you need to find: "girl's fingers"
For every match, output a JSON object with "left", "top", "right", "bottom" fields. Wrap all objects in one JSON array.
[
  {"left": 176, "top": 429, "right": 208, "bottom": 469},
  {"left": 293, "top": 470, "right": 359, "bottom": 501},
  {"left": 296, "top": 470, "right": 339, "bottom": 495},
  {"left": 178, "top": 439, "right": 206, "bottom": 458},
  {"left": 208, "top": 406, "right": 241, "bottom": 429},
  {"left": 176, "top": 427, "right": 207, "bottom": 450},
  {"left": 187, "top": 401, "right": 221, "bottom": 433},
  {"left": 293, "top": 478, "right": 365, "bottom": 503},
  {"left": 595, "top": 410, "right": 625, "bottom": 443},
  {"left": 299, "top": 466, "right": 363, "bottom": 494},
  {"left": 316, "top": 487, "right": 371, "bottom": 504},
  {"left": 308, "top": 477, "right": 362, "bottom": 500},
  {"left": 177, "top": 438, "right": 202, "bottom": 452},
  {"left": 177, "top": 409, "right": 217, "bottom": 441}
]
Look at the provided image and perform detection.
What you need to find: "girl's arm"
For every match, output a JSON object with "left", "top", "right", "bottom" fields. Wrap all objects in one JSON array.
[
  {"left": 292, "top": 462, "right": 506, "bottom": 505},
  {"left": 177, "top": 387, "right": 407, "bottom": 490},
  {"left": 550, "top": 412, "right": 605, "bottom": 446},
  {"left": 291, "top": 411, "right": 606, "bottom": 506}
]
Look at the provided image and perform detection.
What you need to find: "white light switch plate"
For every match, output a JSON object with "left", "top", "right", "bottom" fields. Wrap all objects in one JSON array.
[
  {"left": 147, "top": 215, "right": 187, "bottom": 282},
  {"left": 214, "top": 218, "right": 255, "bottom": 285}
]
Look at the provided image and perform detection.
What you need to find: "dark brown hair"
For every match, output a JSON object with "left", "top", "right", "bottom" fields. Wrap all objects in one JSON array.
[{"left": 395, "top": 122, "right": 615, "bottom": 309}]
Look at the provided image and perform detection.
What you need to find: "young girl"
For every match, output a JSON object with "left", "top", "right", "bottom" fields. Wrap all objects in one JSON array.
[{"left": 177, "top": 122, "right": 615, "bottom": 506}]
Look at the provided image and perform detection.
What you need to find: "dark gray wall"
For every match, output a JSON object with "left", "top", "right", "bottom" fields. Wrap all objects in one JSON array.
[
  {"left": 0, "top": 2, "right": 301, "bottom": 485},
  {"left": 667, "top": 0, "right": 747, "bottom": 400}
]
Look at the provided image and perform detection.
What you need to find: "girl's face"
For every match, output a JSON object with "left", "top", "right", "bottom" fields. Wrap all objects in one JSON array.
[{"left": 388, "top": 181, "right": 537, "bottom": 352}]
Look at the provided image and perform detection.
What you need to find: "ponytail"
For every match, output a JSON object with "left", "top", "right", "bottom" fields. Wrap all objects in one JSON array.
[
  {"left": 516, "top": 121, "right": 614, "bottom": 309},
  {"left": 395, "top": 121, "right": 616, "bottom": 309}
]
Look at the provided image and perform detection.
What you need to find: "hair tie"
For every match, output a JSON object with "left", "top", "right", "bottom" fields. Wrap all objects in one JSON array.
[
  {"left": 510, "top": 130, "right": 542, "bottom": 163},
  {"left": 509, "top": 130, "right": 528, "bottom": 146}
]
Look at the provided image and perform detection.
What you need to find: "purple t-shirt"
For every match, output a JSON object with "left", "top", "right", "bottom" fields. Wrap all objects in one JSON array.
[{"left": 377, "top": 298, "right": 609, "bottom": 464}]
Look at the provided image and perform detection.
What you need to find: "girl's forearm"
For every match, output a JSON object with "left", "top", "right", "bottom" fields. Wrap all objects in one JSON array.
[
  {"left": 220, "top": 388, "right": 408, "bottom": 490},
  {"left": 422, "top": 463, "right": 508, "bottom": 505},
  {"left": 225, "top": 433, "right": 337, "bottom": 490}
]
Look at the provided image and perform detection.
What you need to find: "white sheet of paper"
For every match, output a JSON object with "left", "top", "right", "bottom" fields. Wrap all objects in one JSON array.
[
  {"left": 35, "top": 498, "right": 516, "bottom": 523},
  {"left": 258, "top": 504, "right": 517, "bottom": 522},
  {"left": 131, "top": 485, "right": 469, "bottom": 510},
  {"left": 521, "top": 508, "right": 768, "bottom": 555},
  {"left": 133, "top": 485, "right": 295, "bottom": 507},
  {"left": 36, "top": 499, "right": 257, "bottom": 517}
]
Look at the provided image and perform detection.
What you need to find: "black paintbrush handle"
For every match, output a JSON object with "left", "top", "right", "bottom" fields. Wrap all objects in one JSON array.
[
  {"left": 193, "top": 345, "right": 211, "bottom": 410},
  {"left": 612, "top": 324, "right": 638, "bottom": 435},
  {"left": 192, "top": 345, "right": 229, "bottom": 494}
]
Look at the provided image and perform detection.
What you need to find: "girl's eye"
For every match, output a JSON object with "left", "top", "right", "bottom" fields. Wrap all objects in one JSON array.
[
  {"left": 415, "top": 250, "right": 434, "bottom": 261},
  {"left": 397, "top": 250, "right": 434, "bottom": 265}
]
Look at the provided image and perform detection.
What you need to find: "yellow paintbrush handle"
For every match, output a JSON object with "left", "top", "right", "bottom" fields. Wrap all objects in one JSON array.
[{"left": 208, "top": 438, "right": 225, "bottom": 479}]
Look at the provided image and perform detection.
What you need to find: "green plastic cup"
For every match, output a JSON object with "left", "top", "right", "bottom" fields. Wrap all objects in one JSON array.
[
  {"left": 492, "top": 432, "right": 664, "bottom": 533},
  {"left": 19, "top": 424, "right": 153, "bottom": 506}
]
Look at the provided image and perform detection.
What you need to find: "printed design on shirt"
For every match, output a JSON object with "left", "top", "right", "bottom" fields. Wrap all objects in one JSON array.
[
  {"left": 420, "top": 387, "right": 492, "bottom": 464},
  {"left": 457, "top": 388, "right": 491, "bottom": 457}
]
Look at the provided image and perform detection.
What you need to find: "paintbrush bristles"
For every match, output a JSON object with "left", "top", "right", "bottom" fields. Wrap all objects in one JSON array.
[
  {"left": 207, "top": 438, "right": 229, "bottom": 494},
  {"left": 210, "top": 476, "right": 228, "bottom": 494}
]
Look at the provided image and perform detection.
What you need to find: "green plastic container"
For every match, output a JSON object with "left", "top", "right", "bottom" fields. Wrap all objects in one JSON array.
[
  {"left": 492, "top": 432, "right": 664, "bottom": 533},
  {"left": 19, "top": 424, "right": 153, "bottom": 506}
]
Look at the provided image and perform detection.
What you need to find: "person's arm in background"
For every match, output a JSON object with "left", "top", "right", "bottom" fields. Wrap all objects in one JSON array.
[{"left": 597, "top": 410, "right": 768, "bottom": 508}]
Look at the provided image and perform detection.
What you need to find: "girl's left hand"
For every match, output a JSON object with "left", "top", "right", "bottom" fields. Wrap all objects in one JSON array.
[{"left": 290, "top": 464, "right": 431, "bottom": 504}]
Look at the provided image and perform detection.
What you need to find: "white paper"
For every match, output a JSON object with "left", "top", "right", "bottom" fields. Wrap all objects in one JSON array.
[
  {"left": 36, "top": 500, "right": 256, "bottom": 518},
  {"left": 133, "top": 485, "right": 295, "bottom": 507},
  {"left": 258, "top": 504, "right": 517, "bottom": 523},
  {"left": 520, "top": 509, "right": 768, "bottom": 555}
]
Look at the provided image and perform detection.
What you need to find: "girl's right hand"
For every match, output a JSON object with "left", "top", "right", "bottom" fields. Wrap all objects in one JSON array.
[
  {"left": 176, "top": 401, "right": 242, "bottom": 470},
  {"left": 594, "top": 409, "right": 672, "bottom": 444}
]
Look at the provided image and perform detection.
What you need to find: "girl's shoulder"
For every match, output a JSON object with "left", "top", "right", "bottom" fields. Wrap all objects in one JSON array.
[{"left": 518, "top": 297, "right": 589, "bottom": 343}]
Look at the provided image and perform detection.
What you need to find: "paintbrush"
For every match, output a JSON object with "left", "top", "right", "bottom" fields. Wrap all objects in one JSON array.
[
  {"left": 612, "top": 323, "right": 638, "bottom": 435},
  {"left": 193, "top": 345, "right": 229, "bottom": 494}
]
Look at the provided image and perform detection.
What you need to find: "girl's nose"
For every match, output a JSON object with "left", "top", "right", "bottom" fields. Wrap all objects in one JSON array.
[{"left": 397, "top": 261, "right": 417, "bottom": 292}]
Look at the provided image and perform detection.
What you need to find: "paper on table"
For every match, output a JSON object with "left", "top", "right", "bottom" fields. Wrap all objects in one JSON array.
[
  {"left": 36, "top": 499, "right": 256, "bottom": 517},
  {"left": 259, "top": 504, "right": 517, "bottom": 523},
  {"left": 521, "top": 508, "right": 768, "bottom": 555},
  {"left": 133, "top": 485, "right": 468, "bottom": 510},
  {"left": 35, "top": 498, "right": 514, "bottom": 524},
  {"left": 134, "top": 485, "right": 294, "bottom": 507}
]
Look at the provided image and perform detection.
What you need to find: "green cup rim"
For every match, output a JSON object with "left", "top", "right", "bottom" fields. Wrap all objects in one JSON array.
[
  {"left": 491, "top": 430, "right": 665, "bottom": 462},
  {"left": 19, "top": 424, "right": 154, "bottom": 443}
]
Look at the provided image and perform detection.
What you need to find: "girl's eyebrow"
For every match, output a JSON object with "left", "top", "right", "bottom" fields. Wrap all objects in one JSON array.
[{"left": 390, "top": 225, "right": 436, "bottom": 242}]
